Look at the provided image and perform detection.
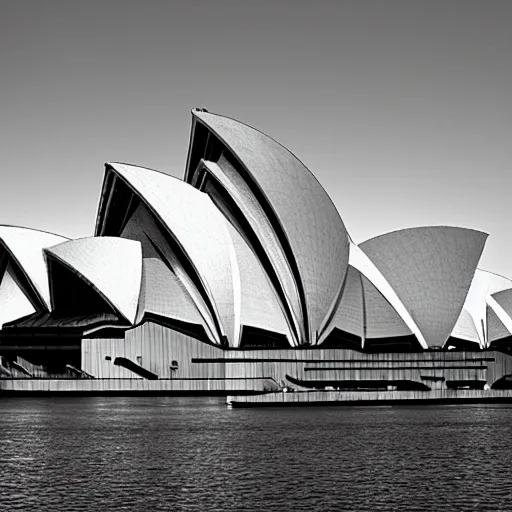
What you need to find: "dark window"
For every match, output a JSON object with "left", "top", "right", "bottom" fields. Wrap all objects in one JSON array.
[{"left": 240, "top": 326, "right": 290, "bottom": 349}]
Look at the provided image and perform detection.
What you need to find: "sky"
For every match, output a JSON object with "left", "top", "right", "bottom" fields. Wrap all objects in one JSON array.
[{"left": 1, "top": 1, "right": 512, "bottom": 277}]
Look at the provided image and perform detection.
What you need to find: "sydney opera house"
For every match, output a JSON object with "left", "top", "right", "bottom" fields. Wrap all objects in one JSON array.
[{"left": 2, "top": 108, "right": 512, "bottom": 396}]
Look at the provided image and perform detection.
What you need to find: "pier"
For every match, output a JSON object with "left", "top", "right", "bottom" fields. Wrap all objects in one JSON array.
[{"left": 226, "top": 389, "right": 512, "bottom": 407}]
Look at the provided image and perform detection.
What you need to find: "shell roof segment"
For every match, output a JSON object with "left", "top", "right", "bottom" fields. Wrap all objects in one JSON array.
[
  {"left": 118, "top": 200, "right": 222, "bottom": 345},
  {"left": 487, "top": 288, "right": 512, "bottom": 339},
  {"left": 45, "top": 236, "right": 142, "bottom": 324},
  {"left": 0, "top": 264, "right": 36, "bottom": 327},
  {"left": 0, "top": 226, "right": 68, "bottom": 311},
  {"left": 359, "top": 226, "right": 488, "bottom": 348},
  {"left": 137, "top": 258, "right": 206, "bottom": 327},
  {"left": 459, "top": 269, "right": 512, "bottom": 346},
  {"left": 199, "top": 157, "right": 302, "bottom": 345},
  {"left": 188, "top": 110, "right": 350, "bottom": 343},
  {"left": 451, "top": 309, "right": 481, "bottom": 345},
  {"left": 491, "top": 288, "right": 512, "bottom": 316},
  {"left": 487, "top": 304, "right": 511, "bottom": 343},
  {"left": 225, "top": 221, "right": 291, "bottom": 344},
  {"left": 326, "top": 265, "right": 365, "bottom": 342},
  {"left": 348, "top": 243, "right": 425, "bottom": 347},
  {"left": 97, "top": 163, "right": 239, "bottom": 345}
]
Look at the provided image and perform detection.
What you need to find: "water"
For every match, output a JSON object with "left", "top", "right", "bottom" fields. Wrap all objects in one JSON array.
[{"left": 1, "top": 398, "right": 512, "bottom": 511}]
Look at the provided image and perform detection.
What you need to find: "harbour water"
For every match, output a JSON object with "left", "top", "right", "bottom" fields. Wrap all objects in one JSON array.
[{"left": 1, "top": 397, "right": 512, "bottom": 511}]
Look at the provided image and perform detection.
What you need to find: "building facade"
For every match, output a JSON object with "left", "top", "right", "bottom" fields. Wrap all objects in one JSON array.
[{"left": 2, "top": 109, "right": 512, "bottom": 394}]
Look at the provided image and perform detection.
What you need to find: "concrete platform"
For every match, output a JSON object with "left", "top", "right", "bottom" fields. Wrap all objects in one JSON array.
[
  {"left": 226, "top": 389, "right": 512, "bottom": 407},
  {"left": 0, "top": 378, "right": 278, "bottom": 396}
]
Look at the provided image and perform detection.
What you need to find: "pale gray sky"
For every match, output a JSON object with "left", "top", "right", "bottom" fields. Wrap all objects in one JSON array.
[{"left": 1, "top": 0, "right": 511, "bottom": 276}]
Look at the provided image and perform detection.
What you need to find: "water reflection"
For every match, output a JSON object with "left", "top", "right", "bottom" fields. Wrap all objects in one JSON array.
[{"left": 1, "top": 398, "right": 512, "bottom": 511}]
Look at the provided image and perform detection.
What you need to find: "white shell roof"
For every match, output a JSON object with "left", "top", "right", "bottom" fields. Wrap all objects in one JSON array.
[
  {"left": 492, "top": 288, "right": 512, "bottom": 309},
  {"left": 0, "top": 226, "right": 68, "bottom": 310},
  {"left": 0, "top": 263, "right": 36, "bottom": 327},
  {"left": 45, "top": 236, "right": 142, "bottom": 324},
  {"left": 487, "top": 304, "right": 511, "bottom": 343},
  {"left": 120, "top": 200, "right": 222, "bottom": 345},
  {"left": 359, "top": 227, "right": 487, "bottom": 348},
  {"left": 457, "top": 269, "right": 512, "bottom": 346},
  {"left": 361, "top": 275, "right": 413, "bottom": 340},
  {"left": 226, "top": 221, "right": 291, "bottom": 345},
  {"left": 137, "top": 258, "right": 205, "bottom": 327},
  {"left": 99, "top": 163, "right": 239, "bottom": 345},
  {"left": 189, "top": 111, "right": 350, "bottom": 344},
  {"left": 322, "top": 253, "right": 420, "bottom": 346},
  {"left": 348, "top": 243, "right": 425, "bottom": 347},
  {"left": 488, "top": 289, "right": 512, "bottom": 340},
  {"left": 326, "top": 265, "right": 365, "bottom": 341},
  {"left": 201, "top": 158, "right": 301, "bottom": 344},
  {"left": 451, "top": 309, "right": 481, "bottom": 345}
]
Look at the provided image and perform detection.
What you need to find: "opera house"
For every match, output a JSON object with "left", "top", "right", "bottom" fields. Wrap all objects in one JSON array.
[{"left": 2, "top": 108, "right": 512, "bottom": 397}]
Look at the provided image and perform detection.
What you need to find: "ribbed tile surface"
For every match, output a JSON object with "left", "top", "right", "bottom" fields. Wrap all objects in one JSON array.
[
  {"left": 360, "top": 227, "right": 487, "bottom": 347},
  {"left": 121, "top": 201, "right": 220, "bottom": 345},
  {"left": 458, "top": 269, "right": 512, "bottom": 346},
  {"left": 225, "top": 222, "right": 290, "bottom": 344},
  {"left": 190, "top": 111, "right": 350, "bottom": 343},
  {"left": 202, "top": 158, "right": 301, "bottom": 343},
  {"left": 0, "top": 263, "right": 35, "bottom": 327},
  {"left": 137, "top": 258, "right": 204, "bottom": 326},
  {"left": 451, "top": 309, "right": 481, "bottom": 344},
  {"left": 329, "top": 265, "right": 364, "bottom": 339},
  {"left": 361, "top": 275, "right": 412, "bottom": 339},
  {"left": 46, "top": 237, "right": 142, "bottom": 324},
  {"left": 487, "top": 305, "right": 510, "bottom": 343},
  {"left": 102, "top": 164, "right": 239, "bottom": 345},
  {"left": 348, "top": 243, "right": 423, "bottom": 345},
  {"left": 492, "top": 289, "right": 512, "bottom": 318},
  {"left": 0, "top": 226, "right": 68, "bottom": 310}
]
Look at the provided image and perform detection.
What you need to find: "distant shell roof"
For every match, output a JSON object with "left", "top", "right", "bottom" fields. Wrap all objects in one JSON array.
[
  {"left": 492, "top": 289, "right": 512, "bottom": 320},
  {"left": 487, "top": 304, "right": 511, "bottom": 343},
  {"left": 460, "top": 268, "right": 512, "bottom": 346},
  {"left": 46, "top": 236, "right": 142, "bottom": 324},
  {"left": 0, "top": 226, "right": 68, "bottom": 310}
]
